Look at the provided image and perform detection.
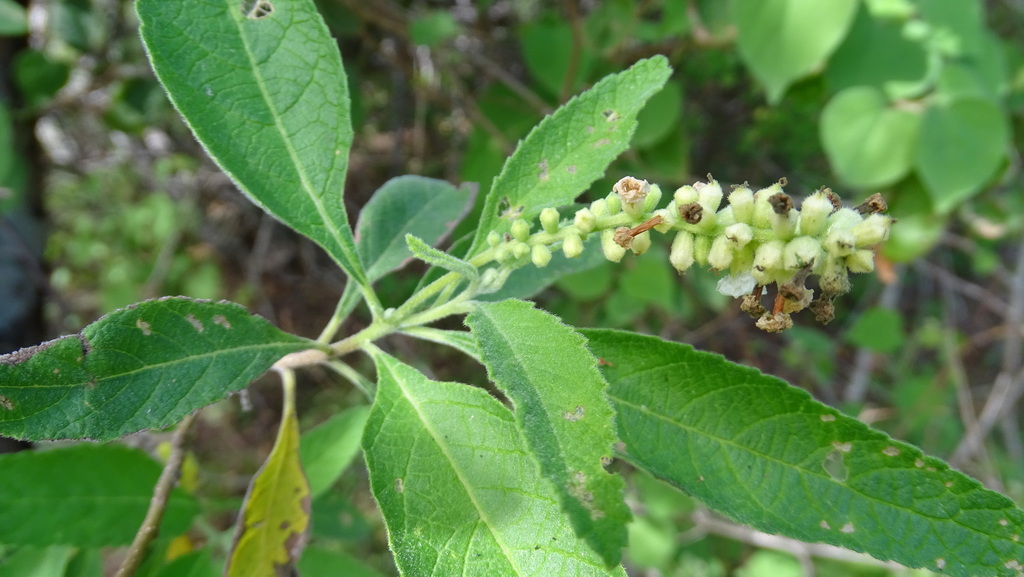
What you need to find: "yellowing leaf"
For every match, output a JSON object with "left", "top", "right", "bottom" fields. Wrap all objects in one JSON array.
[{"left": 226, "top": 371, "right": 310, "bottom": 577}]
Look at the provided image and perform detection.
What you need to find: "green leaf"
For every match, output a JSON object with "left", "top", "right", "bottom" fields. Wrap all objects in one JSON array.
[
  {"left": 466, "top": 56, "right": 672, "bottom": 258},
  {"left": 363, "top": 350, "right": 625, "bottom": 576},
  {"left": 824, "top": 4, "right": 929, "bottom": 99},
  {"left": 914, "top": 98, "right": 1009, "bottom": 213},
  {"left": 300, "top": 405, "right": 370, "bottom": 499},
  {"left": 0, "top": 444, "right": 197, "bottom": 546},
  {"left": 583, "top": 328, "right": 1024, "bottom": 577},
  {"left": 519, "top": 16, "right": 594, "bottom": 98},
  {"left": 408, "top": 10, "right": 461, "bottom": 48},
  {"left": 152, "top": 550, "right": 218, "bottom": 577},
  {"left": 820, "top": 86, "right": 920, "bottom": 189},
  {"left": 399, "top": 327, "right": 482, "bottom": 362},
  {"left": 227, "top": 374, "right": 311, "bottom": 577},
  {"left": 845, "top": 307, "right": 904, "bottom": 354},
  {"left": 0, "top": 0, "right": 28, "bottom": 36},
  {"left": 0, "top": 297, "right": 315, "bottom": 441},
  {"left": 0, "top": 546, "right": 74, "bottom": 577},
  {"left": 136, "top": 0, "right": 368, "bottom": 288},
  {"left": 732, "top": 0, "right": 859, "bottom": 103},
  {"left": 406, "top": 234, "right": 479, "bottom": 281},
  {"left": 356, "top": 176, "right": 475, "bottom": 282},
  {"left": 298, "top": 546, "right": 387, "bottom": 577},
  {"left": 466, "top": 300, "right": 630, "bottom": 567}
]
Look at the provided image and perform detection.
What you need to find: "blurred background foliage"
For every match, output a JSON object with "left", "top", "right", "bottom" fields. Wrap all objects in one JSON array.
[{"left": 1, "top": 0, "right": 1024, "bottom": 575}]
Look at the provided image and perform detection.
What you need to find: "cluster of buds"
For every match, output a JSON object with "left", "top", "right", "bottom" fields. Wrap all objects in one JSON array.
[{"left": 484, "top": 174, "right": 892, "bottom": 332}]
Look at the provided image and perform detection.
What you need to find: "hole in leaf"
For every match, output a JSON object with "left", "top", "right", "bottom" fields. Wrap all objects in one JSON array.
[
  {"left": 822, "top": 449, "right": 848, "bottom": 482},
  {"left": 242, "top": 0, "right": 274, "bottom": 19}
]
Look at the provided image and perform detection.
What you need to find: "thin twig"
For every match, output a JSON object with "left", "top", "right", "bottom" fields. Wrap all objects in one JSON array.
[{"left": 116, "top": 412, "right": 198, "bottom": 577}]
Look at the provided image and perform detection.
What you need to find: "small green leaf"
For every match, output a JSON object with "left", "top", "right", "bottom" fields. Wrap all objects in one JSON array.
[
  {"left": 845, "top": 307, "right": 904, "bottom": 353},
  {"left": 466, "top": 56, "right": 672, "bottom": 258},
  {"left": 406, "top": 234, "right": 479, "bottom": 280},
  {"left": 732, "top": 0, "right": 859, "bottom": 103},
  {"left": 136, "top": 0, "right": 368, "bottom": 287},
  {"left": 820, "top": 86, "right": 920, "bottom": 189},
  {"left": 227, "top": 373, "right": 311, "bottom": 577},
  {"left": 467, "top": 300, "right": 630, "bottom": 567},
  {"left": 363, "top": 350, "right": 625, "bottom": 576},
  {"left": 0, "top": 444, "right": 197, "bottom": 546},
  {"left": 0, "top": 0, "right": 28, "bottom": 36},
  {"left": 399, "top": 327, "right": 482, "bottom": 362},
  {"left": 583, "top": 328, "right": 1024, "bottom": 577},
  {"left": 300, "top": 405, "right": 370, "bottom": 499},
  {"left": 356, "top": 176, "right": 475, "bottom": 282},
  {"left": 914, "top": 98, "right": 1009, "bottom": 214},
  {"left": 0, "top": 297, "right": 316, "bottom": 441},
  {"left": 408, "top": 10, "right": 460, "bottom": 48}
]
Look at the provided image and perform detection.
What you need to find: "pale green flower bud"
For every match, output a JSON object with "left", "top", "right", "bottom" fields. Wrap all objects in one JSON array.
[
  {"left": 531, "top": 244, "right": 553, "bottom": 268},
  {"left": 631, "top": 231, "right": 652, "bottom": 255},
  {"left": 783, "top": 236, "right": 822, "bottom": 270},
  {"left": 644, "top": 183, "right": 663, "bottom": 211},
  {"left": 723, "top": 223, "right": 754, "bottom": 248},
  {"left": 819, "top": 257, "right": 851, "bottom": 295},
  {"left": 669, "top": 231, "right": 695, "bottom": 272},
  {"left": 511, "top": 240, "right": 530, "bottom": 260},
  {"left": 540, "top": 207, "right": 560, "bottom": 234},
  {"left": 574, "top": 207, "right": 597, "bottom": 233},
  {"left": 824, "top": 229, "right": 856, "bottom": 257},
  {"left": 851, "top": 213, "right": 891, "bottom": 247},
  {"left": 731, "top": 245, "right": 755, "bottom": 276},
  {"left": 495, "top": 242, "right": 513, "bottom": 263},
  {"left": 708, "top": 235, "right": 734, "bottom": 270},
  {"left": 674, "top": 184, "right": 698, "bottom": 206},
  {"left": 601, "top": 228, "right": 627, "bottom": 262},
  {"left": 590, "top": 198, "right": 609, "bottom": 218},
  {"left": 487, "top": 230, "right": 502, "bottom": 248},
  {"left": 511, "top": 219, "right": 530, "bottom": 242},
  {"left": 562, "top": 233, "right": 584, "bottom": 259},
  {"left": 652, "top": 208, "right": 674, "bottom": 233},
  {"left": 693, "top": 234, "right": 713, "bottom": 266},
  {"left": 772, "top": 210, "right": 797, "bottom": 240},
  {"left": 715, "top": 205, "right": 737, "bottom": 228},
  {"left": 728, "top": 185, "right": 755, "bottom": 224},
  {"left": 605, "top": 193, "right": 622, "bottom": 215},
  {"left": 695, "top": 176, "right": 723, "bottom": 213},
  {"left": 752, "top": 240, "right": 786, "bottom": 284},
  {"left": 846, "top": 249, "right": 875, "bottom": 273},
  {"left": 752, "top": 189, "right": 775, "bottom": 229},
  {"left": 797, "top": 191, "right": 834, "bottom": 237},
  {"left": 826, "top": 207, "right": 861, "bottom": 231}
]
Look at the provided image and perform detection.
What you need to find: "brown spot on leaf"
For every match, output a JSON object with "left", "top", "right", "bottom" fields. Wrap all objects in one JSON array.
[
  {"left": 394, "top": 478, "right": 404, "bottom": 493},
  {"left": 538, "top": 159, "right": 549, "bottom": 181},
  {"left": 562, "top": 406, "right": 585, "bottom": 422},
  {"left": 213, "top": 315, "right": 232, "bottom": 329},
  {"left": 136, "top": 319, "right": 152, "bottom": 336},
  {"left": 0, "top": 396, "right": 13, "bottom": 410},
  {"left": 593, "top": 138, "right": 611, "bottom": 148},
  {"left": 243, "top": 0, "right": 274, "bottom": 19},
  {"left": 185, "top": 314, "right": 205, "bottom": 333}
]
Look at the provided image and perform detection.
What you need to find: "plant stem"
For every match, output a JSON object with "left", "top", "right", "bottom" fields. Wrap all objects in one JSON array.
[{"left": 116, "top": 412, "right": 198, "bottom": 577}]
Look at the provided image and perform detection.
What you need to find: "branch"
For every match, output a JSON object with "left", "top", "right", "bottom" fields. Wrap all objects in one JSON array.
[{"left": 116, "top": 412, "right": 198, "bottom": 577}]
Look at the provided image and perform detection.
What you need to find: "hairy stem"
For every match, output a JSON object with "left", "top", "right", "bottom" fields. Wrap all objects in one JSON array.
[{"left": 116, "top": 412, "right": 198, "bottom": 577}]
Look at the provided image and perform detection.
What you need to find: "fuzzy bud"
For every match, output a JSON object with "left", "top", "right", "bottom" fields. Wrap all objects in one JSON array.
[
  {"left": 494, "top": 242, "right": 513, "bottom": 263},
  {"left": 511, "top": 240, "right": 530, "bottom": 260},
  {"left": 562, "top": 233, "right": 584, "bottom": 259},
  {"left": 783, "top": 236, "right": 822, "bottom": 270},
  {"left": 851, "top": 213, "right": 891, "bottom": 247},
  {"left": 723, "top": 223, "right": 754, "bottom": 249},
  {"left": 574, "top": 207, "right": 597, "bottom": 233},
  {"left": 695, "top": 175, "right": 724, "bottom": 213},
  {"left": 605, "top": 193, "right": 622, "bottom": 215},
  {"left": 819, "top": 257, "right": 851, "bottom": 296},
  {"left": 590, "top": 198, "right": 609, "bottom": 218},
  {"left": 797, "top": 191, "right": 834, "bottom": 237},
  {"left": 752, "top": 240, "right": 786, "bottom": 284},
  {"left": 487, "top": 230, "right": 502, "bottom": 248},
  {"left": 540, "top": 207, "right": 560, "bottom": 234},
  {"left": 826, "top": 207, "right": 862, "bottom": 232},
  {"left": 601, "top": 228, "right": 627, "bottom": 262},
  {"left": 708, "top": 235, "right": 735, "bottom": 270},
  {"left": 728, "top": 185, "right": 755, "bottom": 224},
  {"left": 511, "top": 219, "right": 531, "bottom": 242},
  {"left": 644, "top": 183, "right": 663, "bottom": 212},
  {"left": 531, "top": 244, "right": 553, "bottom": 268},
  {"left": 693, "top": 234, "right": 713, "bottom": 266},
  {"left": 824, "top": 229, "right": 857, "bottom": 257},
  {"left": 846, "top": 249, "right": 875, "bottom": 273},
  {"left": 673, "top": 184, "right": 698, "bottom": 206},
  {"left": 652, "top": 208, "right": 674, "bottom": 233},
  {"left": 631, "top": 231, "right": 652, "bottom": 255},
  {"left": 669, "top": 231, "right": 695, "bottom": 273}
]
